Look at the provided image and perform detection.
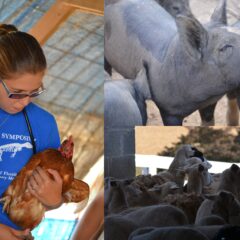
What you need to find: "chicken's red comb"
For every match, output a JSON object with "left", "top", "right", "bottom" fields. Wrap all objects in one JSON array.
[{"left": 58, "top": 136, "right": 74, "bottom": 161}]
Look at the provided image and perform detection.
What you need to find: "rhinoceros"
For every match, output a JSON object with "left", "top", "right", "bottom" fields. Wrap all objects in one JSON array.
[
  {"left": 105, "top": 66, "right": 150, "bottom": 127},
  {"left": 105, "top": 0, "right": 240, "bottom": 125},
  {"left": 104, "top": 66, "right": 151, "bottom": 179},
  {"left": 159, "top": 0, "right": 228, "bottom": 125},
  {"left": 153, "top": 0, "right": 235, "bottom": 126}
]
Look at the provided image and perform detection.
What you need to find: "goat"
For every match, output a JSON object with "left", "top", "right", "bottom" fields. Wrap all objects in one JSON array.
[
  {"left": 195, "top": 190, "right": 240, "bottom": 225},
  {"left": 204, "top": 164, "right": 240, "bottom": 201},
  {"left": 162, "top": 145, "right": 211, "bottom": 187},
  {"left": 105, "top": 204, "right": 188, "bottom": 240},
  {"left": 129, "top": 225, "right": 240, "bottom": 240},
  {"left": 129, "top": 226, "right": 208, "bottom": 240}
]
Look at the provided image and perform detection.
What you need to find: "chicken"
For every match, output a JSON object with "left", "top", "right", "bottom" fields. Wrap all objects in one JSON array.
[{"left": 0, "top": 136, "right": 89, "bottom": 231}]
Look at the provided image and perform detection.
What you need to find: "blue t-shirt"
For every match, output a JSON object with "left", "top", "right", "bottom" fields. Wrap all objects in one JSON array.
[{"left": 0, "top": 102, "right": 60, "bottom": 230}]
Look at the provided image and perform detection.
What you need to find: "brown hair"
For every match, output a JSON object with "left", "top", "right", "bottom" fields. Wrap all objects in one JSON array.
[{"left": 0, "top": 24, "right": 46, "bottom": 79}]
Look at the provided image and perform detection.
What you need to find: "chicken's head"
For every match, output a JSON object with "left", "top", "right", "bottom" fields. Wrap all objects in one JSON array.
[{"left": 58, "top": 136, "right": 74, "bottom": 161}]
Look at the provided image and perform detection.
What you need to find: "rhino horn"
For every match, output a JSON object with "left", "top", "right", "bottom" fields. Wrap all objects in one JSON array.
[
  {"left": 210, "top": 0, "right": 227, "bottom": 26},
  {"left": 176, "top": 15, "right": 208, "bottom": 60}
]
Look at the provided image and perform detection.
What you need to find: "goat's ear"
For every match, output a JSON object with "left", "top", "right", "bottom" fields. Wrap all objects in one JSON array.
[
  {"left": 219, "top": 191, "right": 234, "bottom": 202},
  {"left": 231, "top": 164, "right": 239, "bottom": 173},
  {"left": 124, "top": 178, "right": 134, "bottom": 185},
  {"left": 192, "top": 147, "right": 203, "bottom": 158},
  {"left": 198, "top": 164, "right": 204, "bottom": 172},
  {"left": 176, "top": 15, "right": 208, "bottom": 60},
  {"left": 140, "top": 185, "right": 148, "bottom": 192}
]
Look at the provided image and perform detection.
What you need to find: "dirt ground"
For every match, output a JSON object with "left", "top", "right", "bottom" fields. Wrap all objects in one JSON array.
[{"left": 146, "top": 98, "right": 229, "bottom": 126}]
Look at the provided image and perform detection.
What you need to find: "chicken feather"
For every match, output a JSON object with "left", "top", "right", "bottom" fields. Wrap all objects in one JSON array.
[{"left": 0, "top": 136, "right": 89, "bottom": 230}]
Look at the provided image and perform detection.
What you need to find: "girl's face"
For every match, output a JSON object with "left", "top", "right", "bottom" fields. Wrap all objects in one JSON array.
[{"left": 0, "top": 72, "right": 45, "bottom": 114}]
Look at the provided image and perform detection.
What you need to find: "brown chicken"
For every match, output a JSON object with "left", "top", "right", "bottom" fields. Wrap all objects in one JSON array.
[{"left": 0, "top": 136, "right": 89, "bottom": 231}]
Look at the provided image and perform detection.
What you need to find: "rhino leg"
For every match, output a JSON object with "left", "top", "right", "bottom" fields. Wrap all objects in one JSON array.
[
  {"left": 160, "top": 110, "right": 183, "bottom": 126},
  {"left": 104, "top": 57, "right": 112, "bottom": 76},
  {"left": 227, "top": 91, "right": 239, "bottom": 126},
  {"left": 199, "top": 103, "right": 217, "bottom": 126}
]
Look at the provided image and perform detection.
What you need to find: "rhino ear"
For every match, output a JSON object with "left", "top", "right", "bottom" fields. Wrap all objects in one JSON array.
[
  {"left": 210, "top": 0, "right": 227, "bottom": 26},
  {"left": 176, "top": 15, "right": 208, "bottom": 60}
]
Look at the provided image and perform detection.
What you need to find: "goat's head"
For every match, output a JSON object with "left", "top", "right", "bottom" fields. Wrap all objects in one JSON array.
[
  {"left": 205, "top": 191, "right": 240, "bottom": 224},
  {"left": 184, "top": 161, "right": 212, "bottom": 187}
]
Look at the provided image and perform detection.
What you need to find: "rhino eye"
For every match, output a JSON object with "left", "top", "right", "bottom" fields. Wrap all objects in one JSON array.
[
  {"left": 218, "top": 44, "right": 233, "bottom": 61},
  {"left": 172, "top": 6, "right": 180, "bottom": 14},
  {"left": 172, "top": 6, "right": 179, "bottom": 10},
  {"left": 219, "top": 44, "right": 233, "bottom": 52}
]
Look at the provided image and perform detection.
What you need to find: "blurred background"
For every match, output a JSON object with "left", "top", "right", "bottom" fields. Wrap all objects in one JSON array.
[{"left": 0, "top": 0, "right": 104, "bottom": 239}]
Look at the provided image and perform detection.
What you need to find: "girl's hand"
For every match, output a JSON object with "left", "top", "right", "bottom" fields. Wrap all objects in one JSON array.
[
  {"left": 27, "top": 167, "right": 63, "bottom": 209},
  {"left": 0, "top": 224, "right": 30, "bottom": 240}
]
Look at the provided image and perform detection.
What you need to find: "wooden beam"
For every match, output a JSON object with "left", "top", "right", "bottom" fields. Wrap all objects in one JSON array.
[
  {"left": 62, "top": 0, "right": 104, "bottom": 16},
  {"left": 28, "top": 0, "right": 74, "bottom": 45}
]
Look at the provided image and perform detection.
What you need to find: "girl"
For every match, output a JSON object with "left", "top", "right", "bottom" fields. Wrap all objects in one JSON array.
[{"left": 0, "top": 24, "right": 63, "bottom": 239}]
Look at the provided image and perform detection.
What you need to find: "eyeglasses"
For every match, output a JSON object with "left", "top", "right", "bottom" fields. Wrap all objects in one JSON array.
[{"left": 1, "top": 79, "right": 46, "bottom": 99}]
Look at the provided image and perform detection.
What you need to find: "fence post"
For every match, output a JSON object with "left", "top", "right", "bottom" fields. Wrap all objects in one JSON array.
[{"left": 104, "top": 127, "right": 136, "bottom": 179}]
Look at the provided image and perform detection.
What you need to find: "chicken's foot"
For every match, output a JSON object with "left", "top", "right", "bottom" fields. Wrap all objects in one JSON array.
[{"left": 0, "top": 195, "right": 11, "bottom": 213}]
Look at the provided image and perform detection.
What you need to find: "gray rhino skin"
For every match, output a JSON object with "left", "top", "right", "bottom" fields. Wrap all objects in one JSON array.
[
  {"left": 159, "top": 0, "right": 234, "bottom": 126},
  {"left": 155, "top": 0, "right": 193, "bottom": 18},
  {"left": 104, "top": 67, "right": 150, "bottom": 179},
  {"left": 104, "top": 0, "right": 192, "bottom": 75},
  {"left": 104, "top": 67, "right": 150, "bottom": 127},
  {"left": 105, "top": 0, "right": 192, "bottom": 18},
  {"left": 158, "top": 0, "right": 228, "bottom": 125},
  {"left": 105, "top": 0, "right": 240, "bottom": 125},
  {"left": 105, "top": 0, "right": 120, "bottom": 6}
]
